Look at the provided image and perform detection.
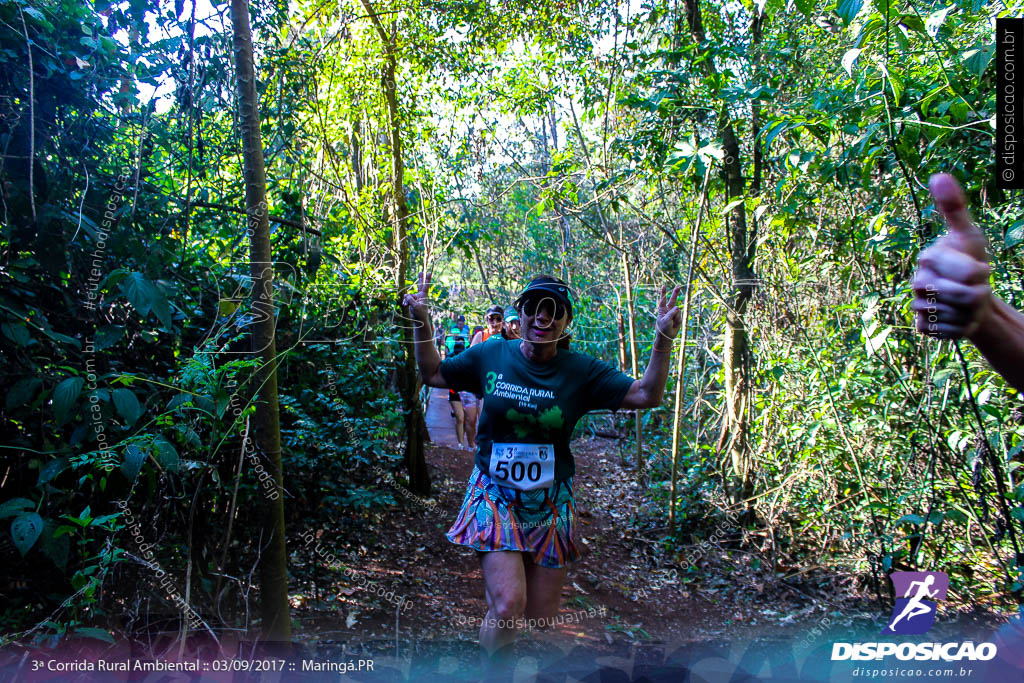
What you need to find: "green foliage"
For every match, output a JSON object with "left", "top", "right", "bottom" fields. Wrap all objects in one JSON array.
[
  {"left": 0, "top": 0, "right": 412, "bottom": 640},
  {"left": 2, "top": 0, "right": 1021, "bottom": 645}
]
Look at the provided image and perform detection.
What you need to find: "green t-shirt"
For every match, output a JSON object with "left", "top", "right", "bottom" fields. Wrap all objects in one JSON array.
[
  {"left": 439, "top": 339, "right": 635, "bottom": 481},
  {"left": 445, "top": 324, "right": 470, "bottom": 353}
]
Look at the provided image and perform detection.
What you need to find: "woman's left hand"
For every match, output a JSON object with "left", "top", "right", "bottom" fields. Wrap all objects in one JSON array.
[{"left": 656, "top": 285, "right": 683, "bottom": 338}]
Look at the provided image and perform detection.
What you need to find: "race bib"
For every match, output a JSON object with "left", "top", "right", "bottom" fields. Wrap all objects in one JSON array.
[{"left": 488, "top": 443, "right": 555, "bottom": 491}]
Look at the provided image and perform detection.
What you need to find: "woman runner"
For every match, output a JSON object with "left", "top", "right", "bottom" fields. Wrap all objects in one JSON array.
[
  {"left": 444, "top": 314, "right": 470, "bottom": 358},
  {"left": 458, "top": 329, "right": 481, "bottom": 450},
  {"left": 434, "top": 316, "right": 447, "bottom": 358},
  {"left": 470, "top": 305, "right": 505, "bottom": 422},
  {"left": 502, "top": 311, "right": 521, "bottom": 340},
  {"left": 403, "top": 273, "right": 681, "bottom": 658},
  {"left": 446, "top": 337, "right": 471, "bottom": 450},
  {"left": 471, "top": 305, "right": 505, "bottom": 346}
]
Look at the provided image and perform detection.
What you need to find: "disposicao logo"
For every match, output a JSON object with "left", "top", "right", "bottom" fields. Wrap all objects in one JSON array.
[
  {"left": 830, "top": 571, "right": 997, "bottom": 662},
  {"left": 883, "top": 571, "right": 948, "bottom": 635}
]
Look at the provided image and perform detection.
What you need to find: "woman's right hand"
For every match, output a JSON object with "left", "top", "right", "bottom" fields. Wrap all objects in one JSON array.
[{"left": 402, "top": 271, "right": 431, "bottom": 321}]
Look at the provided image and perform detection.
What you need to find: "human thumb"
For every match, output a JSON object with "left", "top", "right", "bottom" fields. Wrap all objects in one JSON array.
[{"left": 928, "top": 173, "right": 987, "bottom": 261}]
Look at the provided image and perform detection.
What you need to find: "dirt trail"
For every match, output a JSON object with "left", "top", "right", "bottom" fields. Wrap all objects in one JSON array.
[
  {"left": 288, "top": 389, "right": 1007, "bottom": 683},
  {"left": 288, "top": 388, "right": 1004, "bottom": 674}
]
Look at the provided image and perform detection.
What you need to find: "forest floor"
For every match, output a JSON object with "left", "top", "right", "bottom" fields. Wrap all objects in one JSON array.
[{"left": 283, "top": 388, "right": 1009, "bottom": 677}]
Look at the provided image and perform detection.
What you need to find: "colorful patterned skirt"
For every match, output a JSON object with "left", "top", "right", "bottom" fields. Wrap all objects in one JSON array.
[{"left": 446, "top": 464, "right": 581, "bottom": 568}]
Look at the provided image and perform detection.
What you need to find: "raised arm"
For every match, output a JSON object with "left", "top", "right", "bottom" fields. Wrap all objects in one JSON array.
[
  {"left": 911, "top": 174, "right": 1024, "bottom": 392},
  {"left": 620, "top": 285, "right": 683, "bottom": 410},
  {"left": 402, "top": 272, "right": 448, "bottom": 388},
  {"left": 966, "top": 297, "right": 1024, "bottom": 392}
]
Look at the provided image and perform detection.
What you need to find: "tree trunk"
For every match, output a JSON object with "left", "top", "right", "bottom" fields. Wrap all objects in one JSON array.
[
  {"left": 228, "top": 0, "right": 290, "bottom": 643},
  {"left": 472, "top": 241, "right": 494, "bottom": 301},
  {"left": 616, "top": 308, "right": 627, "bottom": 372},
  {"left": 721, "top": 113, "right": 755, "bottom": 506},
  {"left": 539, "top": 105, "right": 571, "bottom": 279},
  {"left": 683, "top": 0, "right": 755, "bottom": 507},
  {"left": 621, "top": 248, "right": 643, "bottom": 479},
  {"left": 361, "top": 0, "right": 431, "bottom": 494},
  {"left": 670, "top": 174, "right": 709, "bottom": 530},
  {"left": 351, "top": 116, "right": 365, "bottom": 190}
]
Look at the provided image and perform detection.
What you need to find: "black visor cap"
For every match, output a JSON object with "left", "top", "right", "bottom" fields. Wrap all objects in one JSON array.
[{"left": 514, "top": 278, "right": 574, "bottom": 319}]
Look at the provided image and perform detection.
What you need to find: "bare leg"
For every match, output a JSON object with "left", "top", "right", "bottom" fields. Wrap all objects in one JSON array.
[
  {"left": 450, "top": 400, "right": 465, "bottom": 446},
  {"left": 464, "top": 404, "right": 478, "bottom": 449},
  {"left": 523, "top": 556, "right": 567, "bottom": 624},
  {"left": 478, "top": 551, "right": 527, "bottom": 656}
]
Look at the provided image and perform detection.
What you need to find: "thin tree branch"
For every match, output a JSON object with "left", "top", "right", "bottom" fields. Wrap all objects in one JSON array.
[{"left": 18, "top": 7, "right": 36, "bottom": 222}]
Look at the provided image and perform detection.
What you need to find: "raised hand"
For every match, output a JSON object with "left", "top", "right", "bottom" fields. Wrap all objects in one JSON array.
[
  {"left": 911, "top": 174, "right": 992, "bottom": 339},
  {"left": 402, "top": 271, "right": 432, "bottom": 321},
  {"left": 655, "top": 284, "right": 683, "bottom": 339}
]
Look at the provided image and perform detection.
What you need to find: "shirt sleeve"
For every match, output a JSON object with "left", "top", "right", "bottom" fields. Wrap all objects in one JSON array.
[
  {"left": 439, "top": 342, "right": 485, "bottom": 393},
  {"left": 582, "top": 355, "right": 635, "bottom": 413}
]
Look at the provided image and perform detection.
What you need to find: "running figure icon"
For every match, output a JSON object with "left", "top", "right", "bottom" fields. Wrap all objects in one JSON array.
[
  {"left": 883, "top": 571, "right": 949, "bottom": 635},
  {"left": 886, "top": 575, "right": 938, "bottom": 632}
]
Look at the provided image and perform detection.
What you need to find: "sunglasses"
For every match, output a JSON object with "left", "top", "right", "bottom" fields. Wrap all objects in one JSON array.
[
  {"left": 487, "top": 314, "right": 503, "bottom": 322},
  {"left": 521, "top": 296, "right": 568, "bottom": 320}
]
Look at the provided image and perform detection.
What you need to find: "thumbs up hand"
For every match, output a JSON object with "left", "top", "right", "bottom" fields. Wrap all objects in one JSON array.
[{"left": 911, "top": 174, "right": 993, "bottom": 339}]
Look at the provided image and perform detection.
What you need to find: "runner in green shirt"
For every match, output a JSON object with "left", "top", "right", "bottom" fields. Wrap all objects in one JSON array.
[
  {"left": 502, "top": 311, "right": 520, "bottom": 340},
  {"left": 442, "top": 329, "right": 634, "bottom": 482},
  {"left": 403, "top": 274, "right": 681, "bottom": 660},
  {"left": 444, "top": 314, "right": 470, "bottom": 356}
]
